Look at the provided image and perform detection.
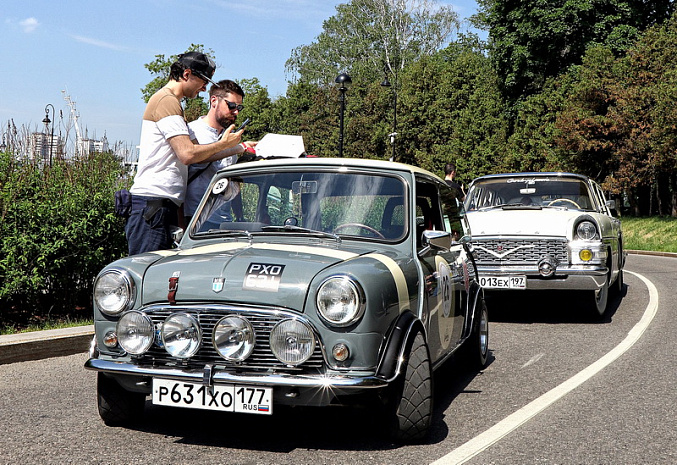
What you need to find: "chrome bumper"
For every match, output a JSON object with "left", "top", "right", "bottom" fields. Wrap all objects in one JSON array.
[
  {"left": 85, "top": 357, "right": 388, "bottom": 390},
  {"left": 476, "top": 265, "right": 608, "bottom": 290}
]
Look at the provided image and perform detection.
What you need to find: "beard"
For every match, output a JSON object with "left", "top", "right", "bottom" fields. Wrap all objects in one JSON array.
[{"left": 217, "top": 114, "right": 236, "bottom": 129}]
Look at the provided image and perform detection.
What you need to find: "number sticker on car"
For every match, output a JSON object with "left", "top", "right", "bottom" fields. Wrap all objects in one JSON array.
[
  {"left": 479, "top": 276, "right": 527, "bottom": 289},
  {"left": 152, "top": 379, "right": 273, "bottom": 415}
]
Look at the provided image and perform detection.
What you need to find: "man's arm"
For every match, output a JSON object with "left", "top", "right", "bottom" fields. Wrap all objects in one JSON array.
[{"left": 169, "top": 125, "right": 243, "bottom": 165}]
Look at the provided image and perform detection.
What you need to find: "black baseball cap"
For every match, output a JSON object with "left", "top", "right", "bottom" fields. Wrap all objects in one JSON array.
[{"left": 177, "top": 52, "right": 217, "bottom": 86}]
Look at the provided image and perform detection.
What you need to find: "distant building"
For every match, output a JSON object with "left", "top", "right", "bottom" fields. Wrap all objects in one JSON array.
[
  {"left": 28, "top": 132, "right": 63, "bottom": 165},
  {"left": 78, "top": 133, "right": 109, "bottom": 156}
]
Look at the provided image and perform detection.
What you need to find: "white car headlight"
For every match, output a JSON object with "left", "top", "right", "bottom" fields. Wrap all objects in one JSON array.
[
  {"left": 161, "top": 313, "right": 202, "bottom": 359},
  {"left": 213, "top": 316, "right": 255, "bottom": 361},
  {"left": 270, "top": 319, "right": 315, "bottom": 366},
  {"left": 576, "top": 221, "right": 598, "bottom": 240},
  {"left": 117, "top": 311, "right": 154, "bottom": 355},
  {"left": 316, "top": 276, "right": 364, "bottom": 327},
  {"left": 94, "top": 269, "right": 135, "bottom": 316}
]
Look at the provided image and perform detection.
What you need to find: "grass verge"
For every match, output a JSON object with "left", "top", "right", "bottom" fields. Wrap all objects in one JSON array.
[{"left": 621, "top": 216, "right": 677, "bottom": 253}]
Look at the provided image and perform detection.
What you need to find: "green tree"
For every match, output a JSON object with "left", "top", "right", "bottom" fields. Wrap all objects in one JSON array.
[
  {"left": 475, "top": 0, "right": 675, "bottom": 106},
  {"left": 286, "top": 0, "right": 459, "bottom": 87}
]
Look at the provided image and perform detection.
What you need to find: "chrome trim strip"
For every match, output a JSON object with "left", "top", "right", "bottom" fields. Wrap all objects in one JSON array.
[{"left": 84, "top": 358, "right": 388, "bottom": 389}]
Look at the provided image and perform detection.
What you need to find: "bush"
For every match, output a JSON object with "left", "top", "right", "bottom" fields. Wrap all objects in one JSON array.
[{"left": 0, "top": 151, "right": 129, "bottom": 328}]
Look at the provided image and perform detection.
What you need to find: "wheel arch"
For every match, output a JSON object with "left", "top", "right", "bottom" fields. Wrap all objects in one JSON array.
[{"left": 376, "top": 311, "right": 427, "bottom": 382}]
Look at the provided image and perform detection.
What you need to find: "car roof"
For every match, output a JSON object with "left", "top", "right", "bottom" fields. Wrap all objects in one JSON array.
[{"left": 219, "top": 156, "right": 443, "bottom": 182}]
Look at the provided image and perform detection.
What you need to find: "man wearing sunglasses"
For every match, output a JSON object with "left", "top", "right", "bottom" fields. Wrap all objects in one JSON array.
[
  {"left": 184, "top": 79, "right": 257, "bottom": 225},
  {"left": 126, "top": 51, "right": 245, "bottom": 256}
]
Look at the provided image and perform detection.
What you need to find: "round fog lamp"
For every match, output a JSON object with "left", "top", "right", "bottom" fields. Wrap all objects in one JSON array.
[
  {"left": 270, "top": 319, "right": 315, "bottom": 366},
  {"left": 162, "top": 313, "right": 202, "bottom": 358},
  {"left": 117, "top": 311, "right": 154, "bottom": 355},
  {"left": 213, "top": 316, "right": 255, "bottom": 361},
  {"left": 579, "top": 249, "right": 594, "bottom": 261}
]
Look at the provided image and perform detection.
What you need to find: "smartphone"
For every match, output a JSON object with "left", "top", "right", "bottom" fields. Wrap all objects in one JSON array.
[{"left": 236, "top": 118, "right": 251, "bottom": 132}]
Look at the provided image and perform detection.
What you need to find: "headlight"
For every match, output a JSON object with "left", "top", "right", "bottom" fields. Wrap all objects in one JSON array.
[
  {"left": 576, "top": 221, "right": 598, "bottom": 240},
  {"left": 94, "top": 269, "right": 135, "bottom": 316},
  {"left": 161, "top": 313, "right": 202, "bottom": 358},
  {"left": 213, "top": 316, "right": 255, "bottom": 361},
  {"left": 270, "top": 319, "right": 315, "bottom": 366},
  {"left": 117, "top": 311, "right": 154, "bottom": 355},
  {"left": 316, "top": 276, "right": 364, "bottom": 327}
]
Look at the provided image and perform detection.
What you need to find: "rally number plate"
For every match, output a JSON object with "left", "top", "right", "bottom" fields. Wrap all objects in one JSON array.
[
  {"left": 152, "top": 379, "right": 273, "bottom": 415},
  {"left": 479, "top": 275, "right": 527, "bottom": 289}
]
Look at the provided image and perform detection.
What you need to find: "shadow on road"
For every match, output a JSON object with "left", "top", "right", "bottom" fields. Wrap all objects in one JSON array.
[
  {"left": 119, "top": 356, "right": 489, "bottom": 451},
  {"left": 484, "top": 283, "right": 626, "bottom": 325}
]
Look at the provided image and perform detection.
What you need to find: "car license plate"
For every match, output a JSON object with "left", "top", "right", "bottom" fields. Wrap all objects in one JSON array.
[
  {"left": 152, "top": 379, "right": 273, "bottom": 415},
  {"left": 480, "top": 275, "right": 527, "bottom": 289}
]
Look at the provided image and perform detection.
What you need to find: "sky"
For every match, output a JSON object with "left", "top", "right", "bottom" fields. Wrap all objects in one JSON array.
[{"left": 1, "top": 0, "right": 483, "bottom": 152}]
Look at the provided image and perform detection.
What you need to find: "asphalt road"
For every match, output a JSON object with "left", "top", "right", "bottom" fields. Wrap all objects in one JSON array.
[{"left": 1, "top": 253, "right": 674, "bottom": 465}]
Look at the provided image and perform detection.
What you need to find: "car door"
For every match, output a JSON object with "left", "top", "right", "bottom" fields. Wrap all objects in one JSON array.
[{"left": 415, "top": 177, "right": 467, "bottom": 363}]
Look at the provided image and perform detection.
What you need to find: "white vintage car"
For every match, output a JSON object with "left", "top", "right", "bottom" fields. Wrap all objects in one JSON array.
[{"left": 464, "top": 172, "right": 624, "bottom": 317}]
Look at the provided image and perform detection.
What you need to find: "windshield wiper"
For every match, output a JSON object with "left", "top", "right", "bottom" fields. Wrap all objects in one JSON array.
[{"left": 261, "top": 225, "right": 341, "bottom": 243}]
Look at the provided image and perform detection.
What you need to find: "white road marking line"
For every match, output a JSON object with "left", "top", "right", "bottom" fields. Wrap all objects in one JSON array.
[
  {"left": 521, "top": 353, "right": 545, "bottom": 368},
  {"left": 432, "top": 270, "right": 658, "bottom": 465}
]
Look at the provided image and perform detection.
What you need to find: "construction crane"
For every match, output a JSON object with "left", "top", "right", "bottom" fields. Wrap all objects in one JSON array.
[{"left": 62, "top": 90, "right": 82, "bottom": 157}]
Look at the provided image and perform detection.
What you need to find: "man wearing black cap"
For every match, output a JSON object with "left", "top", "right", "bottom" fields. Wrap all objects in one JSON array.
[{"left": 126, "top": 51, "right": 243, "bottom": 255}]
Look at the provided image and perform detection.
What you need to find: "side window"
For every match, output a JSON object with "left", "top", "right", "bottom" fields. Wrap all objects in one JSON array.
[{"left": 415, "top": 179, "right": 445, "bottom": 247}]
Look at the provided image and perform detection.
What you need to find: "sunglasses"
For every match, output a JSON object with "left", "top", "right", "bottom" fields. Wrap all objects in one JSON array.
[{"left": 218, "top": 97, "right": 244, "bottom": 112}]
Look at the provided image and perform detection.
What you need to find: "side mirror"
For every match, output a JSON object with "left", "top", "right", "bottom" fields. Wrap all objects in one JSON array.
[{"left": 422, "top": 230, "right": 452, "bottom": 250}]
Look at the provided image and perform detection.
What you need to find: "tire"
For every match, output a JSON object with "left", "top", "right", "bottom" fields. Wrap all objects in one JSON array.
[
  {"left": 591, "top": 272, "right": 610, "bottom": 318},
  {"left": 613, "top": 268, "right": 624, "bottom": 295},
  {"left": 389, "top": 332, "right": 433, "bottom": 443},
  {"left": 462, "top": 298, "right": 489, "bottom": 370},
  {"left": 97, "top": 373, "right": 146, "bottom": 426}
]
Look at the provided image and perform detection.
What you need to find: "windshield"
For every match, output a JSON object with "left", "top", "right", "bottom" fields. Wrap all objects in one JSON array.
[
  {"left": 464, "top": 176, "right": 596, "bottom": 212},
  {"left": 190, "top": 170, "right": 408, "bottom": 242}
]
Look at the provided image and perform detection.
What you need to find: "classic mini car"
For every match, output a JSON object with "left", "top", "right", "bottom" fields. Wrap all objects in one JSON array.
[
  {"left": 464, "top": 172, "right": 624, "bottom": 317},
  {"left": 85, "top": 157, "right": 489, "bottom": 442}
]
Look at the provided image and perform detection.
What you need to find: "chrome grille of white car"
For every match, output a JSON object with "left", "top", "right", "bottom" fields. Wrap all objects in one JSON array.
[
  {"left": 134, "top": 304, "right": 325, "bottom": 373},
  {"left": 472, "top": 238, "right": 569, "bottom": 265}
]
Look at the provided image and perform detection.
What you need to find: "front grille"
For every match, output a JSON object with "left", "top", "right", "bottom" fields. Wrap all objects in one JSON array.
[
  {"left": 472, "top": 238, "right": 569, "bottom": 266},
  {"left": 134, "top": 304, "right": 325, "bottom": 375}
]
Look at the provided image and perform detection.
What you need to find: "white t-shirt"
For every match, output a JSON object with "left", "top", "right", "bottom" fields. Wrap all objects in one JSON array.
[
  {"left": 130, "top": 88, "right": 189, "bottom": 205},
  {"left": 184, "top": 116, "right": 238, "bottom": 216}
]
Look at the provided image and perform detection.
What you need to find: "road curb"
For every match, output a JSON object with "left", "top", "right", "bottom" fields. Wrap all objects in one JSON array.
[{"left": 0, "top": 325, "right": 93, "bottom": 365}]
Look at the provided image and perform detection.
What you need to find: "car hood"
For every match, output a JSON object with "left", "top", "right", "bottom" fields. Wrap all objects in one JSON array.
[
  {"left": 139, "top": 241, "right": 372, "bottom": 310},
  {"left": 466, "top": 208, "right": 586, "bottom": 237}
]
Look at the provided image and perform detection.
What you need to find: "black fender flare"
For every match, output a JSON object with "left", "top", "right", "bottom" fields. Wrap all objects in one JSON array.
[{"left": 375, "top": 311, "right": 426, "bottom": 382}]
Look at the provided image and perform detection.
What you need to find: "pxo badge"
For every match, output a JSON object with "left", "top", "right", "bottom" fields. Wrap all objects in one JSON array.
[{"left": 243, "top": 263, "right": 285, "bottom": 292}]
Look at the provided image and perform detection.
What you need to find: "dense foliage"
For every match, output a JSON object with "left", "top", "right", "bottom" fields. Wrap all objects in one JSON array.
[{"left": 0, "top": 152, "right": 129, "bottom": 326}]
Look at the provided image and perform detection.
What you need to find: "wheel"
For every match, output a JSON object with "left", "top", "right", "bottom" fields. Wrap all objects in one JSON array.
[
  {"left": 333, "top": 223, "right": 385, "bottom": 239},
  {"left": 591, "top": 272, "right": 610, "bottom": 318},
  {"left": 547, "top": 198, "right": 581, "bottom": 209},
  {"left": 462, "top": 298, "right": 489, "bottom": 370},
  {"left": 388, "top": 332, "right": 433, "bottom": 443},
  {"left": 97, "top": 373, "right": 146, "bottom": 426},
  {"left": 613, "top": 268, "right": 624, "bottom": 295}
]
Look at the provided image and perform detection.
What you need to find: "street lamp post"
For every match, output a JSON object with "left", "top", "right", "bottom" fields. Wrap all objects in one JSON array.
[
  {"left": 43, "top": 104, "right": 55, "bottom": 166},
  {"left": 380, "top": 74, "right": 397, "bottom": 161},
  {"left": 335, "top": 73, "right": 352, "bottom": 158}
]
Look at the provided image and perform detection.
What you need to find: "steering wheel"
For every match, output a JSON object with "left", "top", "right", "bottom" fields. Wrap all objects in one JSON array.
[
  {"left": 548, "top": 198, "right": 581, "bottom": 209},
  {"left": 333, "top": 223, "right": 385, "bottom": 239}
]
